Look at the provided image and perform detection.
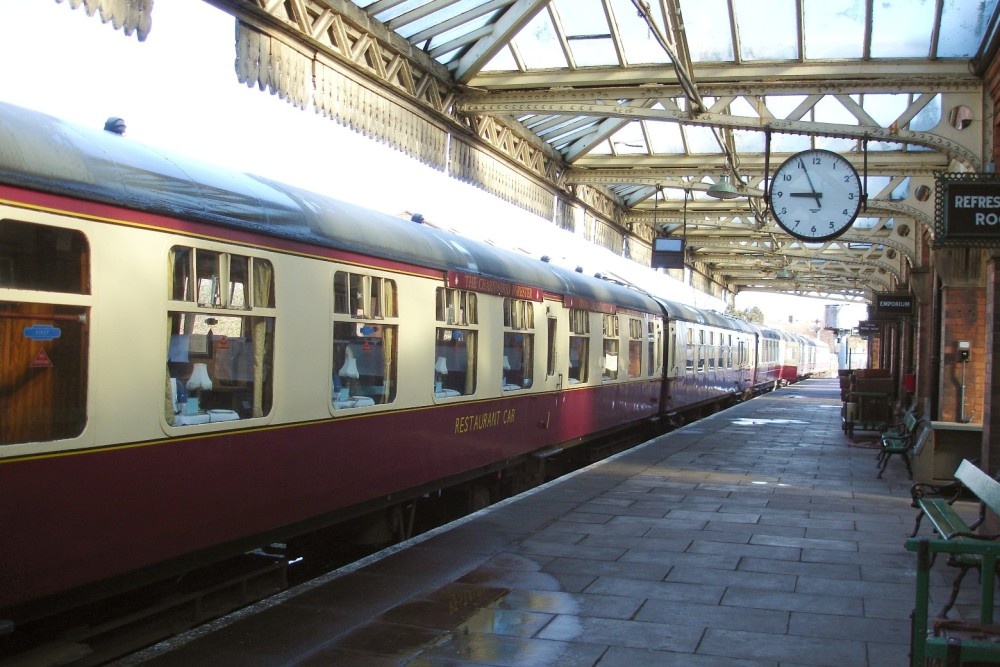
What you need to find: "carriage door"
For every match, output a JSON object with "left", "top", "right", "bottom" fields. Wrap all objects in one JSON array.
[{"left": 0, "top": 219, "right": 90, "bottom": 445}]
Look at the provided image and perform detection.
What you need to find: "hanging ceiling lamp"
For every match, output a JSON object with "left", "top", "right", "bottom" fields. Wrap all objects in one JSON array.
[{"left": 706, "top": 172, "right": 741, "bottom": 199}]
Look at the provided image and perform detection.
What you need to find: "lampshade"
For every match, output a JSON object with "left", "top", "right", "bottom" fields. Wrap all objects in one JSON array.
[
  {"left": 339, "top": 346, "right": 360, "bottom": 379},
  {"left": 187, "top": 362, "right": 213, "bottom": 391},
  {"left": 776, "top": 267, "right": 794, "bottom": 279},
  {"left": 435, "top": 356, "right": 448, "bottom": 374},
  {"left": 706, "top": 172, "right": 741, "bottom": 199},
  {"left": 503, "top": 356, "right": 511, "bottom": 371}
]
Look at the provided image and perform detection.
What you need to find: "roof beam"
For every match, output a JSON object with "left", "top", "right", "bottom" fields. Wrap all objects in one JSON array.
[
  {"left": 464, "top": 60, "right": 978, "bottom": 90},
  {"left": 452, "top": 0, "right": 552, "bottom": 84}
]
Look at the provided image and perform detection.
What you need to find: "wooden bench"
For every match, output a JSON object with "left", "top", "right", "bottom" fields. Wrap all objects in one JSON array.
[
  {"left": 909, "top": 459, "right": 1000, "bottom": 618},
  {"left": 905, "top": 537, "right": 1000, "bottom": 665},
  {"left": 877, "top": 412, "right": 929, "bottom": 479}
]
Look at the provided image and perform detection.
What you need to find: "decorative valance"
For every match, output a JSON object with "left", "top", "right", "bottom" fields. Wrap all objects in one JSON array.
[
  {"left": 313, "top": 57, "right": 448, "bottom": 171},
  {"left": 57, "top": 0, "right": 153, "bottom": 41},
  {"left": 450, "top": 138, "right": 554, "bottom": 221},
  {"left": 235, "top": 22, "right": 311, "bottom": 110}
]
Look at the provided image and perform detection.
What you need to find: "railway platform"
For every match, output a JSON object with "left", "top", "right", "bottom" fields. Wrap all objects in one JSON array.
[{"left": 120, "top": 378, "right": 988, "bottom": 667}]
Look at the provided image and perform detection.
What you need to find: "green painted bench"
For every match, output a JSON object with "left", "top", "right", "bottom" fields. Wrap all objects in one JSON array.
[
  {"left": 909, "top": 459, "right": 1000, "bottom": 619},
  {"left": 905, "top": 537, "right": 1000, "bottom": 665},
  {"left": 877, "top": 412, "right": 929, "bottom": 479}
]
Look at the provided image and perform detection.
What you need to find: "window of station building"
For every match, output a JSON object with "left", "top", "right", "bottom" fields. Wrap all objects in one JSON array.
[
  {"left": 166, "top": 246, "right": 274, "bottom": 427},
  {"left": 0, "top": 219, "right": 90, "bottom": 445},
  {"left": 568, "top": 308, "right": 589, "bottom": 384},
  {"left": 333, "top": 271, "right": 398, "bottom": 409},
  {"left": 602, "top": 313, "right": 619, "bottom": 380},
  {"left": 502, "top": 297, "right": 534, "bottom": 391},
  {"left": 434, "top": 287, "right": 478, "bottom": 397},
  {"left": 627, "top": 317, "right": 643, "bottom": 379}
]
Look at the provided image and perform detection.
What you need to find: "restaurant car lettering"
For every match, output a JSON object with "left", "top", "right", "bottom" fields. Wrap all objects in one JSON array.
[{"left": 455, "top": 408, "right": 516, "bottom": 434}]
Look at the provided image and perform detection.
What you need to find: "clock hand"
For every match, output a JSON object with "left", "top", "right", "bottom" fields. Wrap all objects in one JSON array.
[
  {"left": 801, "top": 165, "right": 822, "bottom": 208},
  {"left": 790, "top": 192, "right": 823, "bottom": 199}
]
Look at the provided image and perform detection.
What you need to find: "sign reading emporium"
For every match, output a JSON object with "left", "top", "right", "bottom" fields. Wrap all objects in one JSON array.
[
  {"left": 871, "top": 292, "right": 914, "bottom": 319},
  {"left": 935, "top": 173, "right": 1000, "bottom": 247}
]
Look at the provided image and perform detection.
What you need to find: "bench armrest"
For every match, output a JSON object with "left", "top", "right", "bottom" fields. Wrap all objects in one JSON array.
[{"left": 910, "top": 480, "right": 962, "bottom": 506}]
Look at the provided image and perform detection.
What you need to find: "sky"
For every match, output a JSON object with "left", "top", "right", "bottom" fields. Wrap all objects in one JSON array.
[{"left": 0, "top": 0, "right": 866, "bottom": 329}]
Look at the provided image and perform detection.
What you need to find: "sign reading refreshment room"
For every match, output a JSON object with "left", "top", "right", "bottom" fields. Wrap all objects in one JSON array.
[{"left": 935, "top": 172, "right": 1000, "bottom": 247}]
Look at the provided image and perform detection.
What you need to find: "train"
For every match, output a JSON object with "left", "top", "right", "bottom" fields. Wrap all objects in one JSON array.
[{"left": 0, "top": 100, "right": 828, "bottom": 630}]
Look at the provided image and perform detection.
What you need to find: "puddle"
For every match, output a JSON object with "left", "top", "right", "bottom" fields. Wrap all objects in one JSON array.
[{"left": 730, "top": 418, "right": 809, "bottom": 426}]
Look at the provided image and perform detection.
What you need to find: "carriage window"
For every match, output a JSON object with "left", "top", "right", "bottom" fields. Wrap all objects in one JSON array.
[
  {"left": 0, "top": 219, "right": 90, "bottom": 293},
  {"left": 334, "top": 271, "right": 396, "bottom": 318},
  {"left": 568, "top": 308, "right": 589, "bottom": 384},
  {"left": 647, "top": 318, "right": 661, "bottom": 377},
  {"left": 602, "top": 313, "right": 619, "bottom": 381},
  {"left": 170, "top": 246, "right": 273, "bottom": 309},
  {"left": 686, "top": 327, "right": 694, "bottom": 372},
  {"left": 435, "top": 288, "right": 478, "bottom": 397},
  {"left": 166, "top": 247, "right": 275, "bottom": 427},
  {"left": 502, "top": 298, "right": 534, "bottom": 391},
  {"left": 627, "top": 317, "right": 642, "bottom": 379},
  {"left": 0, "top": 220, "right": 90, "bottom": 445},
  {"left": 333, "top": 272, "right": 398, "bottom": 409},
  {"left": 546, "top": 317, "right": 557, "bottom": 377}
]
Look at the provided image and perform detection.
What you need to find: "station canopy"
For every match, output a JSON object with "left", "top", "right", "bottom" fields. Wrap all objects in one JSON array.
[{"left": 173, "top": 2, "right": 1000, "bottom": 300}]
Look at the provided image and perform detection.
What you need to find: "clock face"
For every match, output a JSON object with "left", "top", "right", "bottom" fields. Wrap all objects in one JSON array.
[{"left": 768, "top": 149, "right": 863, "bottom": 242}]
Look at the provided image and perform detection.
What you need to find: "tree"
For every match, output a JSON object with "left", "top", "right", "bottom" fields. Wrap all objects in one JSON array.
[{"left": 726, "top": 305, "right": 765, "bottom": 323}]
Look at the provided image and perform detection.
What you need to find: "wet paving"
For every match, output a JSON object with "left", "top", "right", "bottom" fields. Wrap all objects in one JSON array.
[{"left": 123, "top": 378, "right": 993, "bottom": 666}]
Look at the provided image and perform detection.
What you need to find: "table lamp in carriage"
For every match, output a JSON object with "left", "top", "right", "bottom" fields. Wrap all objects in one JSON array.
[
  {"left": 338, "top": 347, "right": 360, "bottom": 400},
  {"left": 186, "top": 362, "right": 213, "bottom": 415}
]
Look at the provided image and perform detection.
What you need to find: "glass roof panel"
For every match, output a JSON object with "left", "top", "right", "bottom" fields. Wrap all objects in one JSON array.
[
  {"left": 684, "top": 125, "right": 724, "bottom": 153},
  {"left": 610, "top": 0, "right": 672, "bottom": 65},
  {"left": 678, "top": 0, "right": 736, "bottom": 62},
  {"left": 569, "top": 39, "right": 619, "bottom": 67},
  {"left": 770, "top": 133, "right": 812, "bottom": 153},
  {"left": 734, "top": 0, "right": 798, "bottom": 61},
  {"left": 870, "top": 0, "right": 935, "bottom": 58},
  {"left": 482, "top": 47, "right": 519, "bottom": 72},
  {"left": 610, "top": 123, "right": 649, "bottom": 155},
  {"left": 910, "top": 94, "right": 941, "bottom": 131},
  {"left": 364, "top": 0, "right": 426, "bottom": 23},
  {"left": 733, "top": 128, "right": 766, "bottom": 153},
  {"left": 891, "top": 178, "right": 911, "bottom": 200},
  {"left": 511, "top": 11, "right": 568, "bottom": 69},
  {"left": 412, "top": 16, "right": 495, "bottom": 45},
  {"left": 803, "top": 0, "right": 865, "bottom": 59},
  {"left": 591, "top": 140, "right": 613, "bottom": 155},
  {"left": 815, "top": 136, "right": 857, "bottom": 153},
  {"left": 938, "top": 0, "right": 999, "bottom": 58},
  {"left": 555, "top": 0, "right": 608, "bottom": 35},
  {"left": 861, "top": 93, "right": 911, "bottom": 127},
  {"left": 646, "top": 121, "right": 686, "bottom": 154},
  {"left": 812, "top": 96, "right": 860, "bottom": 125}
]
